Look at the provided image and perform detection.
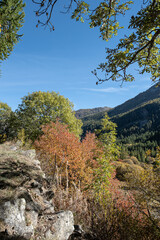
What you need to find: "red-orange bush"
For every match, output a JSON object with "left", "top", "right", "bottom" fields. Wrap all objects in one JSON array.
[
  {"left": 108, "top": 170, "right": 150, "bottom": 227},
  {"left": 35, "top": 121, "right": 102, "bottom": 189}
]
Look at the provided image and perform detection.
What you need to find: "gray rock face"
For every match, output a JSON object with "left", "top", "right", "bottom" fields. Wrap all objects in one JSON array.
[
  {"left": 0, "top": 198, "right": 34, "bottom": 239},
  {"left": 0, "top": 143, "right": 74, "bottom": 240},
  {"left": 51, "top": 211, "right": 74, "bottom": 240},
  {"left": 37, "top": 211, "right": 74, "bottom": 240},
  {"left": 21, "top": 149, "right": 36, "bottom": 160}
]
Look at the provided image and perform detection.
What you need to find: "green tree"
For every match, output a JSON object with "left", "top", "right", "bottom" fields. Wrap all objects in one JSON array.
[
  {"left": 93, "top": 114, "right": 119, "bottom": 202},
  {"left": 0, "top": 102, "right": 12, "bottom": 142},
  {"left": 99, "top": 114, "right": 119, "bottom": 153},
  {"left": 32, "top": 0, "right": 160, "bottom": 84},
  {"left": 0, "top": 0, "right": 25, "bottom": 61},
  {"left": 15, "top": 91, "right": 82, "bottom": 141}
]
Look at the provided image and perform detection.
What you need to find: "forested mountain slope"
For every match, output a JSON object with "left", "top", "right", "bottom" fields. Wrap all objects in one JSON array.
[
  {"left": 81, "top": 85, "right": 160, "bottom": 130},
  {"left": 75, "top": 106, "right": 111, "bottom": 119},
  {"left": 80, "top": 85, "right": 160, "bottom": 123},
  {"left": 114, "top": 98, "right": 160, "bottom": 160},
  {"left": 79, "top": 85, "right": 160, "bottom": 161},
  {"left": 109, "top": 84, "right": 160, "bottom": 117}
]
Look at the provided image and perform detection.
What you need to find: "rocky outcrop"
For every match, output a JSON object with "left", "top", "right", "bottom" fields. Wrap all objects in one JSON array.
[
  {"left": 69, "top": 225, "right": 94, "bottom": 240},
  {"left": 0, "top": 142, "right": 74, "bottom": 240}
]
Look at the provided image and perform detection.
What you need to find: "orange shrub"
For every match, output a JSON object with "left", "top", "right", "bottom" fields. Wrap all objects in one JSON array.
[{"left": 35, "top": 121, "right": 102, "bottom": 189}]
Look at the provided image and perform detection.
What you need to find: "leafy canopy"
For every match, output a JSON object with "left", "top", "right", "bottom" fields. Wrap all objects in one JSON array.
[
  {"left": 1, "top": 1, "right": 159, "bottom": 84},
  {"left": 32, "top": 0, "right": 160, "bottom": 84},
  {"left": 0, "top": 101, "right": 12, "bottom": 112},
  {"left": 15, "top": 91, "right": 83, "bottom": 141},
  {"left": 0, "top": 0, "right": 25, "bottom": 61},
  {"left": 0, "top": 102, "right": 12, "bottom": 142}
]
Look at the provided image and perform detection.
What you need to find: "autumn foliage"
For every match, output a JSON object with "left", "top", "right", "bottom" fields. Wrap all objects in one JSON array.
[
  {"left": 34, "top": 119, "right": 160, "bottom": 239},
  {"left": 35, "top": 120, "right": 102, "bottom": 189}
]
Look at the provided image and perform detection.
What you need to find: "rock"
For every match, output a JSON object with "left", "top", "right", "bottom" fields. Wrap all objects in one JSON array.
[
  {"left": 74, "top": 225, "right": 84, "bottom": 234},
  {"left": 69, "top": 225, "right": 95, "bottom": 240},
  {"left": 39, "top": 211, "right": 74, "bottom": 240},
  {"left": 45, "top": 190, "right": 54, "bottom": 201},
  {"left": 9, "top": 146, "right": 18, "bottom": 151},
  {"left": 52, "top": 211, "right": 74, "bottom": 240},
  {"left": 0, "top": 143, "right": 74, "bottom": 240},
  {"left": 0, "top": 198, "right": 34, "bottom": 239},
  {"left": 21, "top": 149, "right": 36, "bottom": 160}
]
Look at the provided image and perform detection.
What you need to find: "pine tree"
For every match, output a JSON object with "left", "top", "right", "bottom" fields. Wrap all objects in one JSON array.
[{"left": 0, "top": 0, "right": 25, "bottom": 61}]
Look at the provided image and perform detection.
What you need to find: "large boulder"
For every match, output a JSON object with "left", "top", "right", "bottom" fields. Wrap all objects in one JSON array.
[{"left": 0, "top": 142, "right": 74, "bottom": 240}]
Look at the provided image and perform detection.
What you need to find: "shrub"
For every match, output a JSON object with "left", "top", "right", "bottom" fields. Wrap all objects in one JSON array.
[
  {"left": 115, "top": 162, "right": 144, "bottom": 181},
  {"left": 35, "top": 121, "right": 103, "bottom": 190},
  {"left": 122, "top": 158, "right": 134, "bottom": 164}
]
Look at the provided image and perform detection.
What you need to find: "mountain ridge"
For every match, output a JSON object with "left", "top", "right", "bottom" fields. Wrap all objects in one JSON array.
[
  {"left": 77, "top": 84, "right": 160, "bottom": 161},
  {"left": 75, "top": 106, "right": 111, "bottom": 119},
  {"left": 77, "top": 84, "right": 160, "bottom": 123},
  {"left": 108, "top": 84, "right": 160, "bottom": 117}
]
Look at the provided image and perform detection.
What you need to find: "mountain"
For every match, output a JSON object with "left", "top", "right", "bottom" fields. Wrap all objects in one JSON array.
[
  {"left": 80, "top": 85, "right": 160, "bottom": 123},
  {"left": 80, "top": 84, "right": 160, "bottom": 126},
  {"left": 79, "top": 84, "right": 160, "bottom": 161},
  {"left": 75, "top": 106, "right": 111, "bottom": 119},
  {"left": 108, "top": 84, "right": 160, "bottom": 117}
]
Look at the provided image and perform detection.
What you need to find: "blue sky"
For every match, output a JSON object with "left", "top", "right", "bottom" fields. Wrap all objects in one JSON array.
[{"left": 0, "top": 0, "right": 153, "bottom": 111}]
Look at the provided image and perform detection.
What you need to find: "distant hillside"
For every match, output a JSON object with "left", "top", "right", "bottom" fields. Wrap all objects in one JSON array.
[
  {"left": 80, "top": 85, "right": 160, "bottom": 161},
  {"left": 82, "top": 86, "right": 160, "bottom": 125},
  {"left": 108, "top": 84, "right": 160, "bottom": 117},
  {"left": 113, "top": 98, "right": 160, "bottom": 161},
  {"left": 113, "top": 98, "right": 160, "bottom": 139},
  {"left": 81, "top": 84, "right": 160, "bottom": 124},
  {"left": 75, "top": 106, "right": 111, "bottom": 119}
]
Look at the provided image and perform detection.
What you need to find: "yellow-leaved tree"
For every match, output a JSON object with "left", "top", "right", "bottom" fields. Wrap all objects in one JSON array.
[{"left": 14, "top": 91, "right": 82, "bottom": 141}]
